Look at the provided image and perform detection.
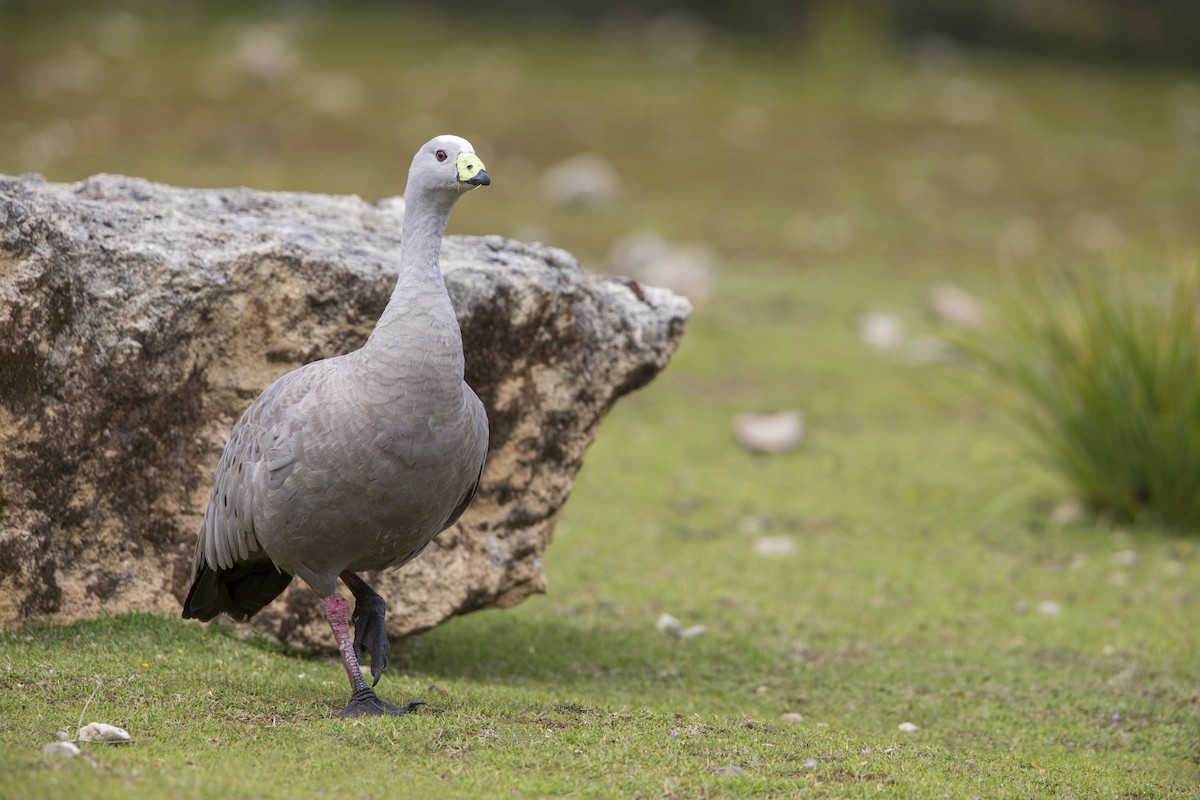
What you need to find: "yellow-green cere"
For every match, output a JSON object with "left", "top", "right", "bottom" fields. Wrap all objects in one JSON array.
[{"left": 456, "top": 152, "right": 486, "bottom": 182}]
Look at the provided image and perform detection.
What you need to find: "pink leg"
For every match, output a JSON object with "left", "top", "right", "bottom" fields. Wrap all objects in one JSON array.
[
  {"left": 320, "top": 593, "right": 372, "bottom": 698},
  {"left": 319, "top": 592, "right": 423, "bottom": 718}
]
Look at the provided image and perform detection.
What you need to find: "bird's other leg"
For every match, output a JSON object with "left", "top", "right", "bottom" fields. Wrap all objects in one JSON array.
[
  {"left": 319, "top": 592, "right": 423, "bottom": 719},
  {"left": 340, "top": 571, "right": 390, "bottom": 687}
]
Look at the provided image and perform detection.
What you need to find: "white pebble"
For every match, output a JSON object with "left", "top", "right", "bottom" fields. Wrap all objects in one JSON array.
[
  {"left": 898, "top": 721, "right": 920, "bottom": 733},
  {"left": 738, "top": 515, "right": 770, "bottom": 535},
  {"left": 1049, "top": 498, "right": 1086, "bottom": 526},
  {"left": 927, "top": 283, "right": 984, "bottom": 330},
  {"left": 656, "top": 612, "right": 705, "bottom": 640},
  {"left": 858, "top": 311, "right": 904, "bottom": 351},
  {"left": 540, "top": 153, "right": 620, "bottom": 207},
  {"left": 1112, "top": 549, "right": 1139, "bottom": 569},
  {"left": 753, "top": 536, "right": 796, "bottom": 557},
  {"left": 77, "top": 722, "right": 132, "bottom": 743},
  {"left": 43, "top": 741, "right": 80, "bottom": 757},
  {"left": 734, "top": 411, "right": 804, "bottom": 454},
  {"left": 1037, "top": 601, "right": 1063, "bottom": 617},
  {"left": 780, "top": 712, "right": 804, "bottom": 723},
  {"left": 610, "top": 230, "right": 718, "bottom": 306}
]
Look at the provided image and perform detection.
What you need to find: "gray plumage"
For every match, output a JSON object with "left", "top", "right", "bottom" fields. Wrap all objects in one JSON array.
[{"left": 183, "top": 135, "right": 490, "bottom": 717}]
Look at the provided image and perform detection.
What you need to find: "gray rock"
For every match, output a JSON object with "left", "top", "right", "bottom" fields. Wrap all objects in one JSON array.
[{"left": 0, "top": 173, "right": 690, "bottom": 646}]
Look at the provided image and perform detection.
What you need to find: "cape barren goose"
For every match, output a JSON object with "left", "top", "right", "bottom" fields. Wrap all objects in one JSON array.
[{"left": 183, "top": 135, "right": 491, "bottom": 718}]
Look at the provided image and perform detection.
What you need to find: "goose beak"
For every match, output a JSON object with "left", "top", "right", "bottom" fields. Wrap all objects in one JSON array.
[{"left": 457, "top": 153, "right": 490, "bottom": 187}]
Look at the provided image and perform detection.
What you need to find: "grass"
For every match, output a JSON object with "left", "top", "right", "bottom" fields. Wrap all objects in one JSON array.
[
  {"left": 977, "top": 262, "right": 1200, "bottom": 529},
  {"left": 2, "top": 3, "right": 1200, "bottom": 798}
]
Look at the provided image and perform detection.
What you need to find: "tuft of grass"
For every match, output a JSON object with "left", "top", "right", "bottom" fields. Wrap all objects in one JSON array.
[{"left": 979, "top": 260, "right": 1200, "bottom": 530}]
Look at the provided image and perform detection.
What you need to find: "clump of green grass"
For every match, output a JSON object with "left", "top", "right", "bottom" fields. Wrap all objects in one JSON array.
[{"left": 981, "top": 260, "right": 1200, "bottom": 529}]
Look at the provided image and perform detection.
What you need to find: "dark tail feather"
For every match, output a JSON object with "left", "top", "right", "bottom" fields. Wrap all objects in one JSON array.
[{"left": 182, "top": 561, "right": 293, "bottom": 622}]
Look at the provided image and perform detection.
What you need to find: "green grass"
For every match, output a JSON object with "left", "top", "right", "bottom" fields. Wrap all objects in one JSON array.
[
  {"left": 977, "top": 261, "right": 1200, "bottom": 529},
  {"left": 3, "top": 3, "right": 1200, "bottom": 798}
]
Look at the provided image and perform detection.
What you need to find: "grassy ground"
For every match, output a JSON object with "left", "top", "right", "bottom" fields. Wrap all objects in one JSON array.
[{"left": 2, "top": 4, "right": 1199, "bottom": 798}]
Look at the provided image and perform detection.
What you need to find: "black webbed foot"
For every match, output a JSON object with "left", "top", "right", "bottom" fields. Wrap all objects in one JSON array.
[{"left": 338, "top": 689, "right": 425, "bottom": 719}]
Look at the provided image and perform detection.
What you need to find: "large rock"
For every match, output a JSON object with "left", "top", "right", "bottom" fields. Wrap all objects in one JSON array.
[{"left": 0, "top": 173, "right": 690, "bottom": 647}]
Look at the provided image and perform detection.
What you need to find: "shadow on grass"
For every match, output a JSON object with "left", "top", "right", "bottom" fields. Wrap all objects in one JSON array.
[
  {"left": 3, "top": 610, "right": 775, "bottom": 710},
  {"left": 400, "top": 608, "right": 778, "bottom": 712}
]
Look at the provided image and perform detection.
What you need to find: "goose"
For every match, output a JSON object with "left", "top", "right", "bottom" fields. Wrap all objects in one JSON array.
[{"left": 182, "top": 135, "right": 491, "bottom": 718}]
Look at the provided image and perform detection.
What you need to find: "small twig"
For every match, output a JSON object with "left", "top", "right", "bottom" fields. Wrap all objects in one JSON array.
[{"left": 75, "top": 678, "right": 103, "bottom": 735}]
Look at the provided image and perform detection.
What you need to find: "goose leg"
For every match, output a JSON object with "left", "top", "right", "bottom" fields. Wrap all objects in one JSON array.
[
  {"left": 340, "top": 571, "right": 390, "bottom": 687},
  {"left": 319, "top": 592, "right": 424, "bottom": 718}
]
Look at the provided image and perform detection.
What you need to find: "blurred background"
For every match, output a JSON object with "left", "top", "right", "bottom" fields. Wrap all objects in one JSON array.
[
  {"left": 4, "top": 2, "right": 1200, "bottom": 778},
  {"left": 2, "top": 0, "right": 1199, "bottom": 275}
]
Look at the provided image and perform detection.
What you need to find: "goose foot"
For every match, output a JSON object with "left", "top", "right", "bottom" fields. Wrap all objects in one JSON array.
[{"left": 338, "top": 692, "right": 425, "bottom": 719}]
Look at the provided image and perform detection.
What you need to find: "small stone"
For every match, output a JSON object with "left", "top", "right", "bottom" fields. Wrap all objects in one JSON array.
[
  {"left": 738, "top": 515, "right": 770, "bottom": 535},
  {"left": 780, "top": 712, "right": 804, "bottom": 723},
  {"left": 54, "top": 730, "right": 70, "bottom": 741},
  {"left": 540, "top": 154, "right": 620, "bottom": 207},
  {"left": 898, "top": 721, "right": 919, "bottom": 733},
  {"left": 714, "top": 765, "right": 743, "bottom": 776},
  {"left": 734, "top": 411, "right": 804, "bottom": 455},
  {"left": 904, "top": 335, "right": 959, "bottom": 365},
  {"left": 1050, "top": 499, "right": 1087, "bottom": 526},
  {"left": 233, "top": 23, "right": 300, "bottom": 85},
  {"left": 858, "top": 311, "right": 904, "bottom": 351},
  {"left": 610, "top": 230, "right": 717, "bottom": 306},
  {"left": 77, "top": 722, "right": 132, "bottom": 743},
  {"left": 803, "top": 758, "right": 819, "bottom": 769},
  {"left": 927, "top": 283, "right": 984, "bottom": 330},
  {"left": 753, "top": 536, "right": 796, "bottom": 557},
  {"left": 656, "top": 612, "right": 704, "bottom": 639},
  {"left": 43, "top": 741, "right": 80, "bottom": 757},
  {"left": 1112, "top": 549, "right": 1139, "bottom": 569},
  {"left": 642, "top": 12, "right": 708, "bottom": 68},
  {"left": 1037, "top": 601, "right": 1062, "bottom": 617}
]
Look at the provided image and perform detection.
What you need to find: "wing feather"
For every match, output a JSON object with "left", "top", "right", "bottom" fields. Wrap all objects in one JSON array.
[{"left": 191, "top": 370, "right": 313, "bottom": 576}]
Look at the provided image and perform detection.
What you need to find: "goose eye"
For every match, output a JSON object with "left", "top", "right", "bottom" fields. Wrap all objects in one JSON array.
[{"left": 435, "top": 149, "right": 448, "bottom": 162}]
